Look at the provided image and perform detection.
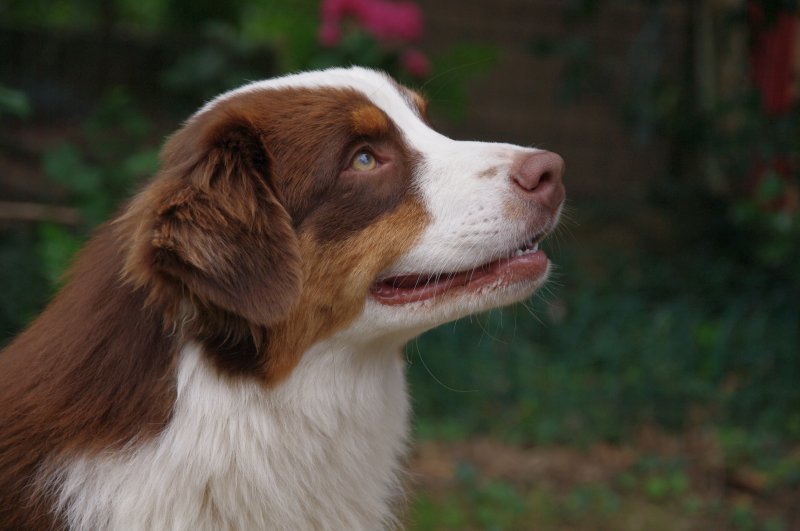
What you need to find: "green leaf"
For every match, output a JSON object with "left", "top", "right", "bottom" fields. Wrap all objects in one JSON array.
[
  {"left": 35, "top": 223, "right": 83, "bottom": 289},
  {"left": 41, "top": 144, "right": 102, "bottom": 194},
  {"left": 0, "top": 86, "right": 31, "bottom": 118}
]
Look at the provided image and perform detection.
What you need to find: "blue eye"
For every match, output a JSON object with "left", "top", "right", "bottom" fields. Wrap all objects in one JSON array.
[{"left": 350, "top": 150, "right": 378, "bottom": 171}]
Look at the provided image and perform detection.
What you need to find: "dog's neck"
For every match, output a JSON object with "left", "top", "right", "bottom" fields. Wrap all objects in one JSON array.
[{"left": 54, "top": 339, "right": 410, "bottom": 530}]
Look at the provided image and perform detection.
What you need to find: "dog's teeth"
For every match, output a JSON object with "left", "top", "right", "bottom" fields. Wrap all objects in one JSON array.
[{"left": 514, "top": 238, "right": 541, "bottom": 257}]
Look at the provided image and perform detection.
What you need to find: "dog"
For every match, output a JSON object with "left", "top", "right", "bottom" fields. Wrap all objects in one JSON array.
[{"left": 0, "top": 67, "right": 565, "bottom": 530}]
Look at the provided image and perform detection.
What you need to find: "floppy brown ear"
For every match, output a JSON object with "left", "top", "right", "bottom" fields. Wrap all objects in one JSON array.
[{"left": 139, "top": 111, "right": 302, "bottom": 325}]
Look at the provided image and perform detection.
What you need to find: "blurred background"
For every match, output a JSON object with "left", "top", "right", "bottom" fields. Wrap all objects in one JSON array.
[{"left": 1, "top": 0, "right": 798, "bottom": 529}]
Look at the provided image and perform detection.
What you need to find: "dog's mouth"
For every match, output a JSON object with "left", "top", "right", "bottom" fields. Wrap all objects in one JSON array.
[{"left": 370, "top": 233, "right": 549, "bottom": 306}]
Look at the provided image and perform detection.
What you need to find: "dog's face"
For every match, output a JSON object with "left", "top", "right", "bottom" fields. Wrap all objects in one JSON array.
[{"left": 122, "top": 67, "right": 564, "bottom": 380}]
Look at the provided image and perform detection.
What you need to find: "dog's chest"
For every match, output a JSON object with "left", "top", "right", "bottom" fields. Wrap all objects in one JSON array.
[{"left": 53, "top": 343, "right": 410, "bottom": 531}]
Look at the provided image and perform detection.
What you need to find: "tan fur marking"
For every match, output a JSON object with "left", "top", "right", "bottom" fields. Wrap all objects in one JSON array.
[
  {"left": 266, "top": 198, "right": 428, "bottom": 382},
  {"left": 409, "top": 92, "right": 429, "bottom": 120},
  {"left": 390, "top": 81, "right": 429, "bottom": 123},
  {"left": 351, "top": 105, "right": 391, "bottom": 136},
  {"left": 478, "top": 167, "right": 499, "bottom": 179}
]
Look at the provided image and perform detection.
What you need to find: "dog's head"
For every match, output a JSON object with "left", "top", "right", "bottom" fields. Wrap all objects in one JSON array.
[{"left": 122, "top": 67, "right": 564, "bottom": 380}]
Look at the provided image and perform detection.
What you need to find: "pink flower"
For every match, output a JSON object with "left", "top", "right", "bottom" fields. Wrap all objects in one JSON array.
[
  {"left": 320, "top": 0, "right": 349, "bottom": 21},
  {"left": 358, "top": 0, "right": 423, "bottom": 43},
  {"left": 319, "top": 21, "right": 341, "bottom": 46},
  {"left": 401, "top": 48, "right": 431, "bottom": 78},
  {"left": 319, "top": 0, "right": 424, "bottom": 45}
]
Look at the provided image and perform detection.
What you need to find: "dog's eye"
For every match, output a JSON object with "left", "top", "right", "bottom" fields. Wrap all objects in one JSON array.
[{"left": 350, "top": 150, "right": 378, "bottom": 171}]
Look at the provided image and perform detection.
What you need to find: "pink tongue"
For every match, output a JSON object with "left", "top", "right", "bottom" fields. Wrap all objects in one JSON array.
[
  {"left": 386, "top": 274, "right": 429, "bottom": 289},
  {"left": 375, "top": 262, "right": 497, "bottom": 292},
  {"left": 382, "top": 261, "right": 497, "bottom": 291},
  {"left": 388, "top": 272, "right": 452, "bottom": 289}
]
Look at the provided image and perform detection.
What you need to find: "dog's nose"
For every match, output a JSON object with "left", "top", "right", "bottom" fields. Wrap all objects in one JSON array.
[{"left": 511, "top": 151, "right": 565, "bottom": 206}]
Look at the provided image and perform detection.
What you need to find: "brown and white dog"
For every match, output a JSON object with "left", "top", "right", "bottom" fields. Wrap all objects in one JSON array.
[{"left": 0, "top": 67, "right": 564, "bottom": 530}]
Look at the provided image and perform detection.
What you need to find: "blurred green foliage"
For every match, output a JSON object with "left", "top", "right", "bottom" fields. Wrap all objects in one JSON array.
[
  {"left": 36, "top": 90, "right": 159, "bottom": 287},
  {"left": 531, "top": 0, "right": 800, "bottom": 286},
  {"left": 43, "top": 90, "right": 159, "bottom": 224},
  {"left": 411, "top": 453, "right": 793, "bottom": 531},
  {"left": 0, "top": 229, "right": 49, "bottom": 336},
  {"left": 410, "top": 239, "right": 800, "bottom": 446},
  {"left": 414, "top": 466, "right": 528, "bottom": 530},
  {"left": 0, "top": 85, "right": 31, "bottom": 118},
  {"left": 1, "top": 1, "right": 799, "bottom": 529},
  {"left": 0, "top": 4, "right": 798, "bottom": 527}
]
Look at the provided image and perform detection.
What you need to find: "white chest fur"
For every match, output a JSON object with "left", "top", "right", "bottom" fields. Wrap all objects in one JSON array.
[{"left": 52, "top": 341, "right": 410, "bottom": 531}]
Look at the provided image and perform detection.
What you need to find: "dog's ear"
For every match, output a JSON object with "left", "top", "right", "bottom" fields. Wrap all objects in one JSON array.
[{"left": 136, "top": 110, "right": 302, "bottom": 325}]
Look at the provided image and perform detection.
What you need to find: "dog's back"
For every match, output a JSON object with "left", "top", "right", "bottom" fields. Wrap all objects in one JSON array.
[{"left": 0, "top": 228, "right": 176, "bottom": 529}]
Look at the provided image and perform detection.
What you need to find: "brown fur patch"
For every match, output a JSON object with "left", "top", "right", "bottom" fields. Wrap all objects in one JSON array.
[
  {"left": 0, "top": 225, "right": 177, "bottom": 529},
  {"left": 120, "top": 107, "right": 303, "bottom": 328}
]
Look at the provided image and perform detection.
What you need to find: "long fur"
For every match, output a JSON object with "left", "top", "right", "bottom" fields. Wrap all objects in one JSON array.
[{"left": 0, "top": 67, "right": 565, "bottom": 530}]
